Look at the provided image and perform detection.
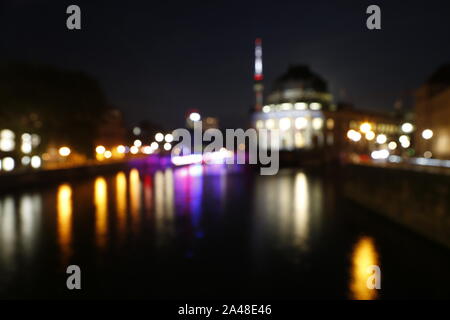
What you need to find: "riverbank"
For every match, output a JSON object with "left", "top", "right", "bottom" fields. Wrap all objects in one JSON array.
[
  {"left": 0, "top": 156, "right": 171, "bottom": 194},
  {"left": 342, "top": 163, "right": 450, "bottom": 249}
]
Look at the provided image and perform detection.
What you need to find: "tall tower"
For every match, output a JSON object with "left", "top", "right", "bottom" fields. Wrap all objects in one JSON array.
[{"left": 254, "top": 38, "right": 264, "bottom": 111}]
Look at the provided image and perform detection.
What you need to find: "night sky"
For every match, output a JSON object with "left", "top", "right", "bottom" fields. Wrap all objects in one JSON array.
[{"left": 1, "top": 0, "right": 449, "bottom": 129}]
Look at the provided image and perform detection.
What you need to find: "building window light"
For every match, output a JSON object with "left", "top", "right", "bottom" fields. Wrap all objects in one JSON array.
[
  {"left": 295, "top": 117, "right": 308, "bottom": 130},
  {"left": 310, "top": 102, "right": 322, "bottom": 110},
  {"left": 279, "top": 118, "right": 291, "bottom": 131},
  {"left": 281, "top": 103, "right": 293, "bottom": 110},
  {"left": 294, "top": 102, "right": 307, "bottom": 110},
  {"left": 312, "top": 118, "right": 323, "bottom": 130}
]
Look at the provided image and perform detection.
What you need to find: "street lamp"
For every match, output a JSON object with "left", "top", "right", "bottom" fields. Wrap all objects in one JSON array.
[
  {"left": 422, "top": 129, "right": 433, "bottom": 140},
  {"left": 59, "top": 147, "right": 71, "bottom": 157}
]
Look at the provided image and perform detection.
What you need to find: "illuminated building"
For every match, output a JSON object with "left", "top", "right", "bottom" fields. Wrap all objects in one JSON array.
[
  {"left": 252, "top": 62, "right": 401, "bottom": 159},
  {"left": 414, "top": 64, "right": 450, "bottom": 159},
  {"left": 252, "top": 64, "right": 334, "bottom": 151}
]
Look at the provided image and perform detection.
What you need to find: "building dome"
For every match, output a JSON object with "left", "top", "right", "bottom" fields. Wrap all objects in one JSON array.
[
  {"left": 266, "top": 65, "right": 332, "bottom": 108},
  {"left": 273, "top": 65, "right": 328, "bottom": 93}
]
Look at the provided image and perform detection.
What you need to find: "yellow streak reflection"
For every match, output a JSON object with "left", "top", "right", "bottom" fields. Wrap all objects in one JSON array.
[
  {"left": 95, "top": 177, "right": 108, "bottom": 248},
  {"left": 129, "top": 169, "right": 141, "bottom": 230},
  {"left": 349, "top": 236, "right": 379, "bottom": 300},
  {"left": 294, "top": 172, "right": 309, "bottom": 249},
  {"left": 116, "top": 172, "right": 127, "bottom": 234},
  {"left": 57, "top": 184, "right": 72, "bottom": 259}
]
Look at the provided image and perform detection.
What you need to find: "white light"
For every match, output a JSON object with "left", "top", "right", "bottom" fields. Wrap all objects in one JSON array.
[
  {"left": 400, "top": 136, "right": 411, "bottom": 148},
  {"left": 2, "top": 157, "right": 15, "bottom": 171},
  {"left": 133, "top": 127, "right": 141, "bottom": 136},
  {"left": 142, "top": 146, "right": 153, "bottom": 154},
  {"left": 164, "top": 142, "right": 172, "bottom": 151},
  {"left": 22, "top": 133, "right": 31, "bottom": 141},
  {"left": 96, "top": 145, "right": 106, "bottom": 154},
  {"left": 388, "top": 141, "right": 397, "bottom": 150},
  {"left": 422, "top": 129, "right": 433, "bottom": 140},
  {"left": 116, "top": 145, "right": 126, "bottom": 154},
  {"left": 59, "top": 147, "right": 71, "bottom": 157},
  {"left": 1, "top": 129, "right": 15, "bottom": 140},
  {"left": 312, "top": 118, "right": 323, "bottom": 130},
  {"left": 165, "top": 134, "right": 174, "bottom": 143},
  {"left": 401, "top": 122, "right": 414, "bottom": 133},
  {"left": 172, "top": 154, "right": 203, "bottom": 166},
  {"left": 399, "top": 135, "right": 410, "bottom": 144},
  {"left": 347, "top": 130, "right": 361, "bottom": 142},
  {"left": 376, "top": 134, "right": 387, "bottom": 144},
  {"left": 104, "top": 151, "right": 112, "bottom": 159},
  {"left": 133, "top": 139, "right": 142, "bottom": 147},
  {"left": 371, "top": 149, "right": 389, "bottom": 160},
  {"left": 130, "top": 146, "right": 139, "bottom": 154},
  {"left": 31, "top": 134, "right": 40, "bottom": 147},
  {"left": 279, "top": 118, "right": 291, "bottom": 131},
  {"left": 151, "top": 142, "right": 159, "bottom": 150},
  {"left": 22, "top": 156, "right": 31, "bottom": 166},
  {"left": 31, "top": 156, "right": 41, "bottom": 169},
  {"left": 295, "top": 117, "right": 308, "bottom": 130},
  {"left": 262, "top": 105, "right": 271, "bottom": 113},
  {"left": 310, "top": 102, "right": 322, "bottom": 110},
  {"left": 294, "top": 102, "right": 307, "bottom": 110},
  {"left": 189, "top": 112, "right": 201, "bottom": 122},
  {"left": 360, "top": 122, "right": 372, "bottom": 133},
  {"left": 365, "top": 131, "right": 375, "bottom": 141},
  {"left": 0, "top": 129, "right": 15, "bottom": 152},
  {"left": 21, "top": 142, "right": 32, "bottom": 154},
  {"left": 155, "top": 133, "right": 164, "bottom": 142},
  {"left": 281, "top": 103, "right": 292, "bottom": 110},
  {"left": 265, "top": 119, "right": 275, "bottom": 129}
]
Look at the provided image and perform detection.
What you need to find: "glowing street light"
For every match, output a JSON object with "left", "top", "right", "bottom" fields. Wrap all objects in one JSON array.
[
  {"left": 130, "top": 146, "right": 139, "bottom": 154},
  {"left": 360, "top": 122, "right": 372, "bottom": 134},
  {"left": 151, "top": 142, "right": 159, "bottom": 150},
  {"left": 401, "top": 122, "right": 414, "bottom": 133},
  {"left": 365, "top": 131, "right": 375, "bottom": 141},
  {"left": 116, "top": 145, "right": 126, "bottom": 154},
  {"left": 142, "top": 146, "right": 153, "bottom": 154},
  {"left": 422, "top": 129, "right": 433, "bottom": 140},
  {"left": 376, "top": 134, "right": 387, "bottom": 144},
  {"left": 189, "top": 112, "right": 201, "bottom": 122},
  {"left": 133, "top": 139, "right": 142, "bottom": 147},
  {"left": 163, "top": 142, "right": 172, "bottom": 151},
  {"left": 96, "top": 145, "right": 106, "bottom": 154},
  {"left": 59, "top": 147, "right": 71, "bottom": 157},
  {"left": 104, "top": 150, "right": 112, "bottom": 159},
  {"left": 347, "top": 130, "right": 362, "bottom": 142},
  {"left": 388, "top": 141, "right": 397, "bottom": 150},
  {"left": 155, "top": 133, "right": 164, "bottom": 142},
  {"left": 165, "top": 134, "right": 174, "bottom": 143},
  {"left": 31, "top": 156, "right": 41, "bottom": 169},
  {"left": 2, "top": 157, "right": 15, "bottom": 171}
]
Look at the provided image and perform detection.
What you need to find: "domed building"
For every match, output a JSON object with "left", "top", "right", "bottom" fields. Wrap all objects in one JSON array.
[{"left": 252, "top": 65, "right": 335, "bottom": 151}]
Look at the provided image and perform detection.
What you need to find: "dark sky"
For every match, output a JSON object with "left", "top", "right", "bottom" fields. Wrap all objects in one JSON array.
[{"left": 1, "top": 0, "right": 449, "bottom": 129}]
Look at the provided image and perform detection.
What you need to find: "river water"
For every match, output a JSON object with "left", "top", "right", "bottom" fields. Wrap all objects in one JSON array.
[{"left": 1, "top": 164, "right": 449, "bottom": 299}]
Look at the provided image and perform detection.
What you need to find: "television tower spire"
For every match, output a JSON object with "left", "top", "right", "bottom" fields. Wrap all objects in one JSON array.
[{"left": 254, "top": 38, "right": 264, "bottom": 111}]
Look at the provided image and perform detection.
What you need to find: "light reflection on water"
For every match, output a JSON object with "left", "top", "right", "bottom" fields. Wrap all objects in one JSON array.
[
  {"left": 349, "top": 236, "right": 379, "bottom": 300},
  {"left": 94, "top": 177, "right": 108, "bottom": 248},
  {"left": 0, "top": 165, "right": 387, "bottom": 298},
  {"left": 253, "top": 171, "right": 312, "bottom": 253},
  {"left": 57, "top": 184, "right": 72, "bottom": 262}
]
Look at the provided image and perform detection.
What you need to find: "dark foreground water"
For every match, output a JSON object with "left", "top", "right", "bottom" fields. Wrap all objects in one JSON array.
[{"left": 1, "top": 164, "right": 450, "bottom": 299}]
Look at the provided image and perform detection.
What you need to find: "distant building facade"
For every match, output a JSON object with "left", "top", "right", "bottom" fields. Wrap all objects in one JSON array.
[{"left": 414, "top": 64, "right": 450, "bottom": 159}]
